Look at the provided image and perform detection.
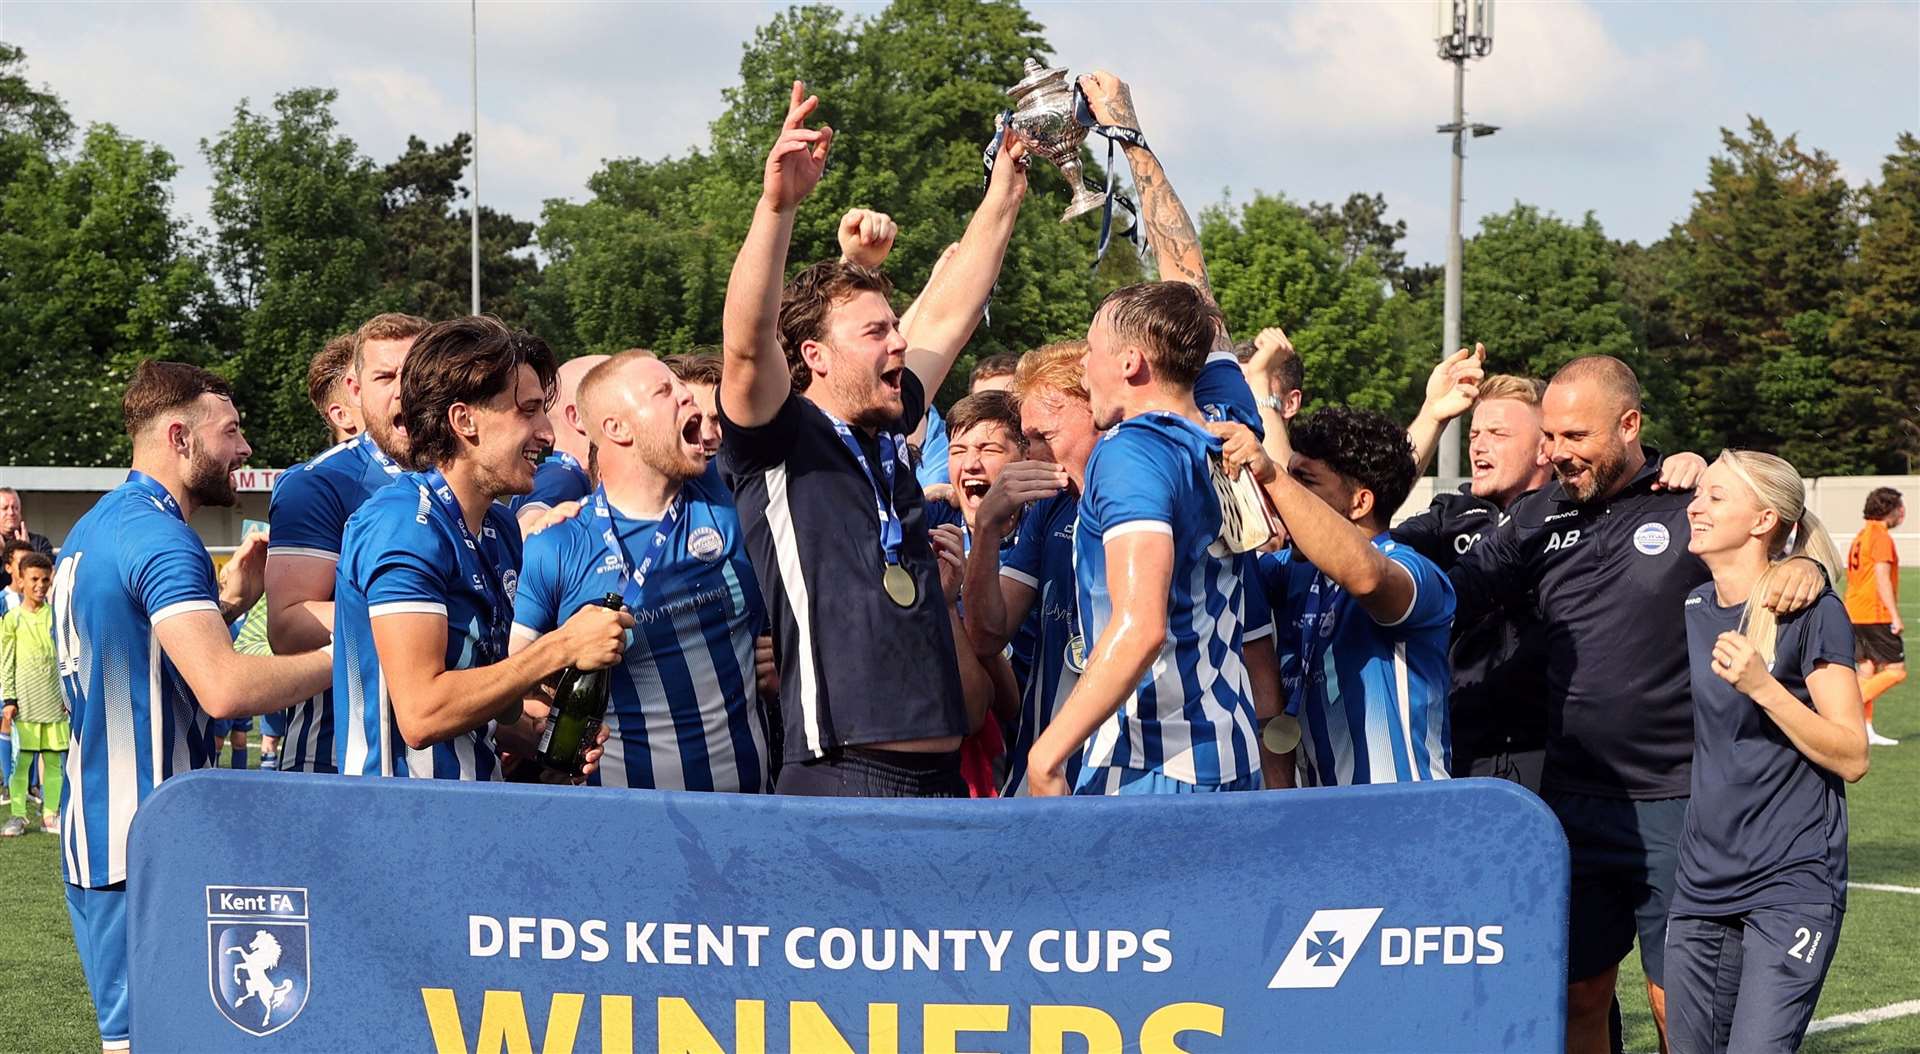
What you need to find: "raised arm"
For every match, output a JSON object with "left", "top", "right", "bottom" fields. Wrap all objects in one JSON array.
[
  {"left": 1407, "top": 344, "right": 1484, "bottom": 475},
  {"left": 1079, "top": 72, "right": 1216, "bottom": 313},
  {"left": 720, "top": 80, "right": 835, "bottom": 429},
  {"left": 900, "top": 134, "right": 1028, "bottom": 397}
]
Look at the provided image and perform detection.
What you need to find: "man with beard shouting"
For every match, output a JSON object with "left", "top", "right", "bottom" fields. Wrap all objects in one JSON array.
[{"left": 54, "top": 361, "right": 336, "bottom": 1053}]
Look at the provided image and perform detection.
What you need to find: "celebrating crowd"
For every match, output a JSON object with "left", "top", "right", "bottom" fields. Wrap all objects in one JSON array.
[{"left": 16, "top": 73, "right": 1902, "bottom": 1054}]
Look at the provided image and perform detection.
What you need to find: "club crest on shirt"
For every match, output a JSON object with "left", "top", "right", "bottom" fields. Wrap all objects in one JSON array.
[
  {"left": 1634, "top": 522, "right": 1671, "bottom": 556},
  {"left": 687, "top": 526, "right": 725, "bottom": 563},
  {"left": 206, "top": 886, "right": 310, "bottom": 1036},
  {"left": 501, "top": 569, "right": 519, "bottom": 603}
]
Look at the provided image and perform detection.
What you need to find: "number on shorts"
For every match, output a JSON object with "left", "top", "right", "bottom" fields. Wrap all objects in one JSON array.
[{"left": 1789, "top": 927, "right": 1814, "bottom": 961}]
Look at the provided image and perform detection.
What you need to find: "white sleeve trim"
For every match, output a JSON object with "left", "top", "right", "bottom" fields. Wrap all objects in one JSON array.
[
  {"left": 1373, "top": 559, "right": 1420, "bottom": 628},
  {"left": 266, "top": 546, "right": 340, "bottom": 562},
  {"left": 1244, "top": 621, "right": 1276, "bottom": 642},
  {"left": 1104, "top": 519, "right": 1175, "bottom": 542},
  {"left": 150, "top": 599, "right": 220, "bottom": 626},
  {"left": 1206, "top": 349, "right": 1239, "bottom": 366},
  {"left": 999, "top": 566, "right": 1040, "bottom": 590},
  {"left": 510, "top": 623, "right": 543, "bottom": 642},
  {"left": 368, "top": 601, "right": 449, "bottom": 619},
  {"left": 516, "top": 501, "right": 554, "bottom": 515}
]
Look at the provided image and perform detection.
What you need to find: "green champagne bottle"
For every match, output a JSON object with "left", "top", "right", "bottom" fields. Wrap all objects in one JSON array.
[{"left": 535, "top": 592, "right": 623, "bottom": 777}]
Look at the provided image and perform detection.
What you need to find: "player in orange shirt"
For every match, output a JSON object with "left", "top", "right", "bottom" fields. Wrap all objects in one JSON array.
[{"left": 1845, "top": 486, "right": 1906, "bottom": 745}]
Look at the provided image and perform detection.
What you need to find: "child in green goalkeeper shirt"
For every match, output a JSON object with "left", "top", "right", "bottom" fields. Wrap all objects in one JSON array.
[{"left": 1, "top": 551, "right": 66, "bottom": 836}]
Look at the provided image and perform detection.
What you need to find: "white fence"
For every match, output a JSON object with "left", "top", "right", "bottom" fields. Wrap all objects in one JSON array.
[
  {"left": 1394, "top": 475, "right": 1920, "bottom": 565},
  {"left": 5, "top": 466, "right": 1918, "bottom": 566}
]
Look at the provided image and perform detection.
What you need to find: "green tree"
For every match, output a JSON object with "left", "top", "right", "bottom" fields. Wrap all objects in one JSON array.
[
  {"left": 1662, "top": 118, "right": 1857, "bottom": 472},
  {"left": 373, "top": 134, "right": 537, "bottom": 325},
  {"left": 1841, "top": 132, "right": 1920, "bottom": 472},
  {"left": 1201, "top": 192, "right": 1412, "bottom": 418},
  {"left": 0, "top": 43, "right": 73, "bottom": 189},
  {"left": 533, "top": 0, "right": 1139, "bottom": 404},
  {"left": 204, "top": 88, "right": 382, "bottom": 465},
  {"left": 0, "top": 125, "right": 220, "bottom": 464}
]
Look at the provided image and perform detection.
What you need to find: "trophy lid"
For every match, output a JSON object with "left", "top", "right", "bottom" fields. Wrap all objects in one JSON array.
[{"left": 1007, "top": 57, "right": 1069, "bottom": 100}]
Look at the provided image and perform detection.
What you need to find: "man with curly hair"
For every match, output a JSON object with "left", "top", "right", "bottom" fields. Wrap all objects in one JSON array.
[{"left": 1214, "top": 407, "right": 1456, "bottom": 787}]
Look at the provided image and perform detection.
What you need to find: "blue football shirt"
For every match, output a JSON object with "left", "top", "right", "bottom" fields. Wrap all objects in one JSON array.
[
  {"left": 1072, "top": 413, "right": 1261, "bottom": 790},
  {"left": 332, "top": 474, "right": 520, "bottom": 781},
  {"left": 266, "top": 434, "right": 403, "bottom": 773},
  {"left": 512, "top": 465, "right": 769, "bottom": 792},
  {"left": 508, "top": 452, "right": 591, "bottom": 516},
  {"left": 1260, "top": 536, "right": 1455, "bottom": 786},
  {"left": 53, "top": 475, "right": 222, "bottom": 887}
]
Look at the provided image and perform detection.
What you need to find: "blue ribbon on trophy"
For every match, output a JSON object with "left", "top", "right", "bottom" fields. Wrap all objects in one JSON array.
[{"left": 985, "top": 59, "right": 1145, "bottom": 266}]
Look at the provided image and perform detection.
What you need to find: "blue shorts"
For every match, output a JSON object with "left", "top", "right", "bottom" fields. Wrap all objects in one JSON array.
[
  {"left": 1075, "top": 767, "right": 1264, "bottom": 795},
  {"left": 65, "top": 882, "right": 130, "bottom": 1049},
  {"left": 261, "top": 708, "right": 291, "bottom": 739},
  {"left": 1665, "top": 903, "right": 1841, "bottom": 1053},
  {"left": 211, "top": 717, "right": 253, "bottom": 738}
]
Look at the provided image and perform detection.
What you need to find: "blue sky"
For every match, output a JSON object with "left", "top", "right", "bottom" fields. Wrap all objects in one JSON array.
[{"left": 7, "top": 1, "right": 1916, "bottom": 268}]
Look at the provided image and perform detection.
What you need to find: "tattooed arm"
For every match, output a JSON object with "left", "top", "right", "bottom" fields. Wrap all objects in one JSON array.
[{"left": 1077, "top": 71, "right": 1217, "bottom": 313}]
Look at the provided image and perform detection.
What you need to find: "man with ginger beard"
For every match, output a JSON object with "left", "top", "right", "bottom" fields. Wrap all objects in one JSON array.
[
  {"left": 511, "top": 351, "right": 771, "bottom": 791},
  {"left": 1448, "top": 355, "right": 1828, "bottom": 1054},
  {"left": 56, "top": 361, "right": 336, "bottom": 1053},
  {"left": 265, "top": 313, "right": 428, "bottom": 773}
]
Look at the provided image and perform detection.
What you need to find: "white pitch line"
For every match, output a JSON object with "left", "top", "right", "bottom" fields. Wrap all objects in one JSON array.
[
  {"left": 1808, "top": 999, "right": 1920, "bottom": 1035},
  {"left": 1850, "top": 881, "right": 1920, "bottom": 895}
]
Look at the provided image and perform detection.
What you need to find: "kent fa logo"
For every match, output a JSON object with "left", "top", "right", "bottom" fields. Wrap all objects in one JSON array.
[
  {"left": 207, "top": 885, "right": 311, "bottom": 1036},
  {"left": 1267, "top": 907, "right": 1383, "bottom": 989}
]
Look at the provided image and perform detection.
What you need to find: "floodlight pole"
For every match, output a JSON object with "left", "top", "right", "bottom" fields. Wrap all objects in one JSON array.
[
  {"left": 1434, "top": 0, "right": 1495, "bottom": 483},
  {"left": 469, "top": 0, "right": 481, "bottom": 316},
  {"left": 1440, "top": 60, "right": 1466, "bottom": 481}
]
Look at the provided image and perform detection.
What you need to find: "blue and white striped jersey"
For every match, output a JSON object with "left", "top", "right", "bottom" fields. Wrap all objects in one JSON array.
[
  {"left": 1072, "top": 413, "right": 1260, "bottom": 790},
  {"left": 266, "top": 434, "right": 403, "bottom": 773},
  {"left": 999, "top": 493, "right": 1081, "bottom": 796},
  {"left": 332, "top": 474, "right": 520, "bottom": 781},
  {"left": 512, "top": 465, "right": 770, "bottom": 792},
  {"left": 53, "top": 475, "right": 221, "bottom": 888},
  {"left": 1259, "top": 537, "right": 1455, "bottom": 786},
  {"left": 508, "top": 453, "right": 590, "bottom": 516}
]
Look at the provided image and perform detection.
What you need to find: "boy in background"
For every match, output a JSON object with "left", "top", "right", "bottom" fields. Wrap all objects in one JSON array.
[{"left": 1, "top": 552, "right": 67, "bottom": 835}]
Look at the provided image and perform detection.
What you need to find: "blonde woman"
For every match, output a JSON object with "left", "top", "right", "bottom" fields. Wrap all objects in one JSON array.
[{"left": 1667, "top": 451, "right": 1868, "bottom": 1053}]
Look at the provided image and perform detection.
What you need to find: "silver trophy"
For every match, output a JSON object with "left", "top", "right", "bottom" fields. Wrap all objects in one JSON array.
[{"left": 1005, "top": 58, "right": 1107, "bottom": 223}]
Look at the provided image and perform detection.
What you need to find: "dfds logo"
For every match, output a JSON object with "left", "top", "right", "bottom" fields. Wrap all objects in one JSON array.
[
  {"left": 207, "top": 885, "right": 311, "bottom": 1036},
  {"left": 1267, "top": 908, "right": 1505, "bottom": 990}
]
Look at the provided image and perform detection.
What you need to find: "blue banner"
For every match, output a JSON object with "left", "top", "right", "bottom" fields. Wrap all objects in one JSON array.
[{"left": 129, "top": 772, "right": 1568, "bottom": 1052}]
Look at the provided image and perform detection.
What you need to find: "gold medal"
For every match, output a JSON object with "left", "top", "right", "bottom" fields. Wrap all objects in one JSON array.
[
  {"left": 1065, "top": 632, "right": 1087, "bottom": 673},
  {"left": 882, "top": 563, "right": 918, "bottom": 608},
  {"left": 1262, "top": 714, "right": 1303, "bottom": 754}
]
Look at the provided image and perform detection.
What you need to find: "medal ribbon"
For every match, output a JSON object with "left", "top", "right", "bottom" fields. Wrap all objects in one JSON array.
[
  {"left": 126, "top": 470, "right": 184, "bottom": 522},
  {"left": 420, "top": 469, "right": 510, "bottom": 664},
  {"left": 591, "top": 486, "right": 684, "bottom": 612},
  {"left": 357, "top": 434, "right": 403, "bottom": 476},
  {"left": 826, "top": 414, "right": 906, "bottom": 569}
]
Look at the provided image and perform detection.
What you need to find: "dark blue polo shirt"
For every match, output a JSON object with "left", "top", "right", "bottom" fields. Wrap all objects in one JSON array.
[{"left": 1674, "top": 585, "right": 1854, "bottom": 916}]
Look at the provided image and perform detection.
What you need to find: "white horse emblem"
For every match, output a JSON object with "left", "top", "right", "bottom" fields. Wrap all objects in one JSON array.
[{"left": 226, "top": 930, "right": 296, "bottom": 1027}]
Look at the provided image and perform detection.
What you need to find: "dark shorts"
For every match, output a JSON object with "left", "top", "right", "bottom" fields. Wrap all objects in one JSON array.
[
  {"left": 777, "top": 747, "right": 966, "bottom": 798},
  {"left": 211, "top": 718, "right": 252, "bottom": 738},
  {"left": 1545, "top": 790, "right": 1686, "bottom": 986},
  {"left": 1665, "top": 903, "right": 1840, "bottom": 1053},
  {"left": 1457, "top": 748, "right": 1546, "bottom": 794},
  {"left": 1854, "top": 623, "right": 1905, "bottom": 666}
]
